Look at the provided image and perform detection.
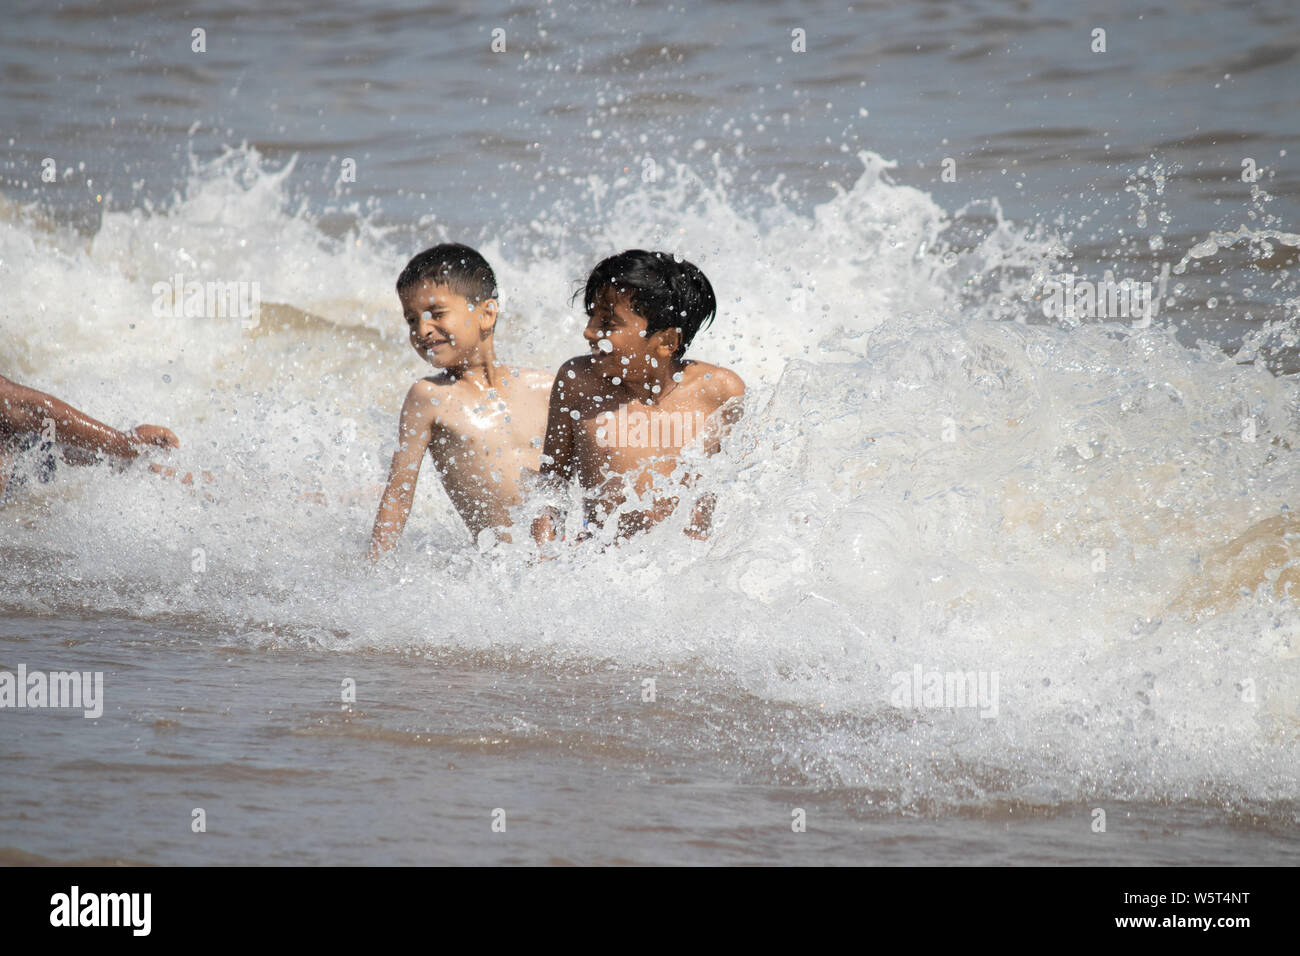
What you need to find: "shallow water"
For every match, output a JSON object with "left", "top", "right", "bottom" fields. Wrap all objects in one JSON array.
[
  {"left": 1, "top": 0, "right": 1298, "bottom": 864},
  {"left": 4, "top": 612, "right": 1297, "bottom": 865}
]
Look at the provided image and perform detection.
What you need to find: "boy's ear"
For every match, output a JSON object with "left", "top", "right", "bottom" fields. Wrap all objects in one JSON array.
[{"left": 477, "top": 298, "right": 499, "bottom": 336}]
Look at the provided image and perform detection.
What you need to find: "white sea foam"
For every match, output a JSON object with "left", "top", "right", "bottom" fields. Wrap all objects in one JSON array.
[{"left": 1, "top": 146, "right": 1297, "bottom": 811}]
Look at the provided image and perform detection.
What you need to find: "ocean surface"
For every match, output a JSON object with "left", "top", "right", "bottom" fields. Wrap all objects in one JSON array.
[{"left": 1, "top": 0, "right": 1298, "bottom": 865}]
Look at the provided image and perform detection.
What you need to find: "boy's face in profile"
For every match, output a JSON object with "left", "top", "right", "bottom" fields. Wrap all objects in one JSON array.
[
  {"left": 400, "top": 279, "right": 497, "bottom": 368},
  {"left": 583, "top": 286, "right": 674, "bottom": 385}
]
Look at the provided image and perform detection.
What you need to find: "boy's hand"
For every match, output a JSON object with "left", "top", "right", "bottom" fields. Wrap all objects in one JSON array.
[
  {"left": 148, "top": 463, "right": 214, "bottom": 486},
  {"left": 531, "top": 509, "right": 559, "bottom": 546},
  {"left": 130, "top": 425, "right": 180, "bottom": 450},
  {"left": 529, "top": 512, "right": 560, "bottom": 562},
  {"left": 685, "top": 492, "right": 716, "bottom": 540}
]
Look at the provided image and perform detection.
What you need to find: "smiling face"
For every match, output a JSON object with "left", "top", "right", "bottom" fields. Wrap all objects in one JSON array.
[
  {"left": 582, "top": 286, "right": 678, "bottom": 388},
  {"left": 399, "top": 279, "right": 497, "bottom": 369}
]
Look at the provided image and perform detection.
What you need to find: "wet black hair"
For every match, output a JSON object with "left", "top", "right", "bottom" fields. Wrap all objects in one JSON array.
[
  {"left": 396, "top": 242, "right": 498, "bottom": 305},
  {"left": 580, "top": 249, "right": 717, "bottom": 359}
]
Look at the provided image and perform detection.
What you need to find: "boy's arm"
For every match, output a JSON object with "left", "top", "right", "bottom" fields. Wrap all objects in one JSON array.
[
  {"left": 0, "top": 374, "right": 178, "bottom": 459},
  {"left": 367, "top": 381, "right": 437, "bottom": 560},
  {"left": 530, "top": 364, "right": 579, "bottom": 545},
  {"left": 685, "top": 371, "right": 746, "bottom": 540}
]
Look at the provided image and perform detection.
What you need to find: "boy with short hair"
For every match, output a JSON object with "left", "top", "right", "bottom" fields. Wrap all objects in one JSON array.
[
  {"left": 531, "top": 249, "right": 745, "bottom": 544},
  {"left": 368, "top": 243, "right": 553, "bottom": 556}
]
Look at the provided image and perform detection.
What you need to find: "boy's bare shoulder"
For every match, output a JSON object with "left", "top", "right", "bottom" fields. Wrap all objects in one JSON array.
[
  {"left": 509, "top": 366, "right": 556, "bottom": 392},
  {"left": 555, "top": 354, "right": 594, "bottom": 375},
  {"left": 407, "top": 373, "right": 453, "bottom": 402},
  {"left": 554, "top": 355, "right": 603, "bottom": 388},
  {"left": 403, "top": 373, "right": 463, "bottom": 422},
  {"left": 682, "top": 361, "right": 745, "bottom": 403}
]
